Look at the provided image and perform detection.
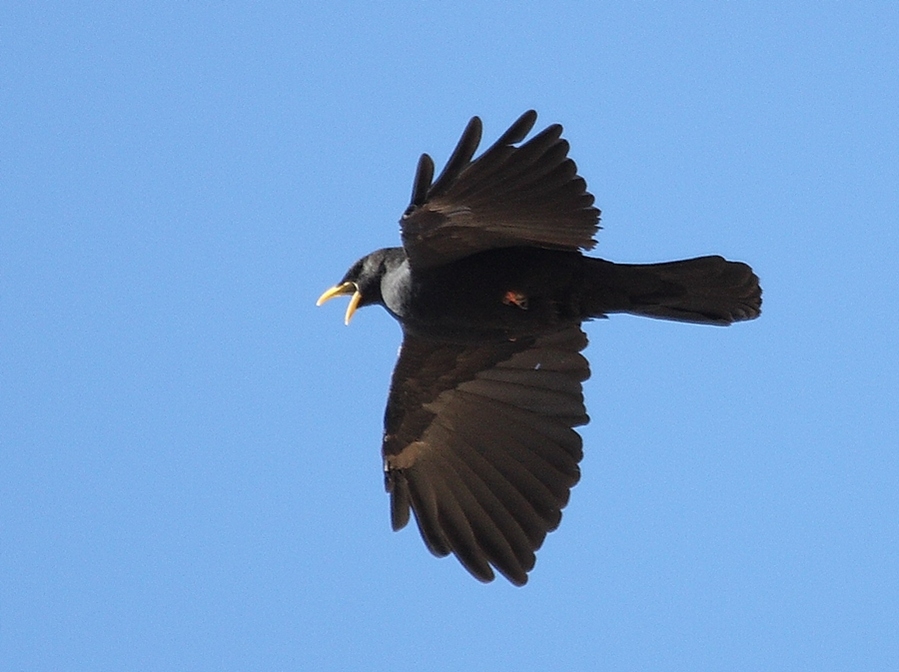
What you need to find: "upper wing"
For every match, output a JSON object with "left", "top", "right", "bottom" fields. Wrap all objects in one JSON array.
[
  {"left": 382, "top": 325, "right": 591, "bottom": 585},
  {"left": 400, "top": 110, "right": 601, "bottom": 270}
]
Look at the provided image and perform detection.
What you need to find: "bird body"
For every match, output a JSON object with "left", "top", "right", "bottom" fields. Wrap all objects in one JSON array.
[
  {"left": 339, "top": 245, "right": 758, "bottom": 341},
  {"left": 381, "top": 246, "right": 589, "bottom": 340},
  {"left": 318, "top": 111, "right": 761, "bottom": 585}
]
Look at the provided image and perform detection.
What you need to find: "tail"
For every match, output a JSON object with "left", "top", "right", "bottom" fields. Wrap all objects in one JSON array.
[{"left": 583, "top": 255, "right": 761, "bottom": 325}]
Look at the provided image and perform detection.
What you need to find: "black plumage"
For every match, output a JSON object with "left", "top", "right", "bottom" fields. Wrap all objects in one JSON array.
[{"left": 317, "top": 111, "right": 761, "bottom": 585}]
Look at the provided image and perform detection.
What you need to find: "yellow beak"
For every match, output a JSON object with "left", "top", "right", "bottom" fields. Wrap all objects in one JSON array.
[{"left": 316, "top": 281, "right": 363, "bottom": 325}]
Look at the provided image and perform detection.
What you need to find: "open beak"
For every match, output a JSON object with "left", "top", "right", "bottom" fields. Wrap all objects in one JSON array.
[{"left": 316, "top": 281, "right": 362, "bottom": 325}]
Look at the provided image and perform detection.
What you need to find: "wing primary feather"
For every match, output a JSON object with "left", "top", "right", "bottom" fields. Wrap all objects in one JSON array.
[
  {"left": 481, "top": 109, "right": 538, "bottom": 152},
  {"left": 436, "top": 449, "right": 530, "bottom": 584},
  {"left": 388, "top": 470, "right": 411, "bottom": 530},
  {"left": 405, "top": 468, "right": 452, "bottom": 556},
  {"left": 429, "top": 469, "right": 496, "bottom": 582},
  {"left": 449, "top": 118, "right": 556, "bottom": 198},
  {"left": 481, "top": 125, "right": 566, "bottom": 185},
  {"left": 428, "top": 116, "right": 483, "bottom": 199},
  {"left": 409, "top": 153, "right": 435, "bottom": 208}
]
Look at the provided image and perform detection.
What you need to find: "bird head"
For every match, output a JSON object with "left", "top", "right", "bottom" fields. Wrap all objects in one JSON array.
[{"left": 317, "top": 248, "right": 401, "bottom": 324}]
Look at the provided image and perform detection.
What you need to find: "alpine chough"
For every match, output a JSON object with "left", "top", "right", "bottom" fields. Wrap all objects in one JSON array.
[{"left": 318, "top": 110, "right": 761, "bottom": 585}]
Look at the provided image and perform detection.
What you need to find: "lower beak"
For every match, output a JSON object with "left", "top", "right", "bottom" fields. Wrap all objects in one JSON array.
[{"left": 316, "top": 282, "right": 363, "bottom": 325}]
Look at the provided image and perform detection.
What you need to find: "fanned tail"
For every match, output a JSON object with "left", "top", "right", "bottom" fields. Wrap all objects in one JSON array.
[{"left": 584, "top": 255, "right": 761, "bottom": 325}]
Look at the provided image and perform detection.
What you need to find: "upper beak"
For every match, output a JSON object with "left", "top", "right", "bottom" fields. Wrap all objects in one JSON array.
[{"left": 316, "top": 281, "right": 363, "bottom": 325}]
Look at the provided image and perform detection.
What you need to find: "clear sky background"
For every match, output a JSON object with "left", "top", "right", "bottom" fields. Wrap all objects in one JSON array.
[{"left": 3, "top": 3, "right": 897, "bottom": 670}]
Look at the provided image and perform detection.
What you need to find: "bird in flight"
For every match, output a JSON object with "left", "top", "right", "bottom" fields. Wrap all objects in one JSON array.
[{"left": 317, "top": 111, "right": 761, "bottom": 585}]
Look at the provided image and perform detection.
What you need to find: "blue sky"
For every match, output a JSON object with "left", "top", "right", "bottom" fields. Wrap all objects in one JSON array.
[{"left": 2, "top": 3, "right": 897, "bottom": 670}]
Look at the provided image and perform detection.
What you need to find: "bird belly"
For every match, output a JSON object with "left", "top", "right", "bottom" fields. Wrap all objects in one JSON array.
[{"left": 392, "top": 248, "right": 586, "bottom": 341}]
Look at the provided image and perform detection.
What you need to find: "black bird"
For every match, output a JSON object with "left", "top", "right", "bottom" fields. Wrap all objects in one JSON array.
[{"left": 317, "top": 110, "right": 761, "bottom": 585}]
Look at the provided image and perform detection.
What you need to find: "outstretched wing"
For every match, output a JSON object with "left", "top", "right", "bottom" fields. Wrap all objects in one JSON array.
[
  {"left": 382, "top": 325, "right": 591, "bottom": 585},
  {"left": 400, "top": 110, "right": 600, "bottom": 270}
]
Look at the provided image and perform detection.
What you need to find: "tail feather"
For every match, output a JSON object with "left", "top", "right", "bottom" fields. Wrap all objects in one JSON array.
[{"left": 584, "top": 255, "right": 761, "bottom": 325}]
